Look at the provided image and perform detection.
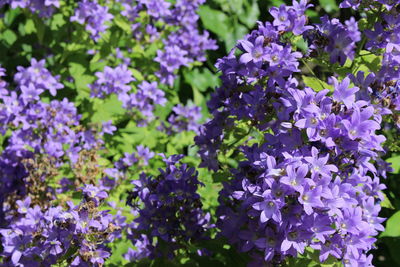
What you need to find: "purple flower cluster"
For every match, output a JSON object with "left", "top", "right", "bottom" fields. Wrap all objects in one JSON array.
[
  {"left": 305, "top": 16, "right": 361, "bottom": 65},
  {"left": 89, "top": 64, "right": 135, "bottom": 99},
  {"left": 365, "top": 14, "right": 400, "bottom": 83},
  {"left": 100, "top": 145, "right": 155, "bottom": 191},
  {"left": 89, "top": 64, "right": 167, "bottom": 125},
  {"left": 0, "top": 59, "right": 104, "bottom": 225},
  {"left": 216, "top": 85, "right": 386, "bottom": 264},
  {"left": 195, "top": 1, "right": 398, "bottom": 265},
  {"left": 0, "top": 0, "right": 60, "bottom": 17},
  {"left": 0, "top": 185, "right": 117, "bottom": 266},
  {"left": 269, "top": 0, "right": 312, "bottom": 35},
  {"left": 125, "top": 154, "right": 211, "bottom": 260},
  {"left": 340, "top": 0, "right": 397, "bottom": 10},
  {"left": 14, "top": 58, "right": 64, "bottom": 96},
  {"left": 117, "top": 0, "right": 217, "bottom": 86},
  {"left": 160, "top": 104, "right": 202, "bottom": 134},
  {"left": 70, "top": 0, "right": 114, "bottom": 41},
  {"left": 127, "top": 81, "right": 166, "bottom": 125}
]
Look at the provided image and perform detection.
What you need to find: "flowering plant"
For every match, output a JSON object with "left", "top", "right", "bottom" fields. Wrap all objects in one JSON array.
[{"left": 1, "top": 0, "right": 400, "bottom": 266}]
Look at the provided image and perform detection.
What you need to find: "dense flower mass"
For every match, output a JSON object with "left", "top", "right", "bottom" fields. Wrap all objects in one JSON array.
[
  {"left": 0, "top": 0, "right": 60, "bottom": 17},
  {"left": 195, "top": 0, "right": 400, "bottom": 265},
  {"left": 0, "top": 185, "right": 118, "bottom": 266},
  {"left": 1, "top": 0, "right": 400, "bottom": 266},
  {"left": 71, "top": 0, "right": 113, "bottom": 41},
  {"left": 126, "top": 155, "right": 211, "bottom": 260},
  {"left": 84, "top": 0, "right": 216, "bottom": 125},
  {"left": 306, "top": 15, "right": 360, "bottom": 65},
  {"left": 0, "top": 59, "right": 109, "bottom": 224},
  {"left": 159, "top": 104, "right": 203, "bottom": 134}
]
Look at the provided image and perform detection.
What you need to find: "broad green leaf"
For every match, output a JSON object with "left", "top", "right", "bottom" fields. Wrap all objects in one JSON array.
[
  {"left": 381, "top": 211, "right": 400, "bottom": 237},
  {"left": 387, "top": 155, "right": 400, "bottom": 174},
  {"left": 50, "top": 14, "right": 66, "bottom": 30},
  {"left": 131, "top": 68, "right": 144, "bottom": 81},
  {"left": 198, "top": 6, "right": 230, "bottom": 41},
  {"left": 303, "top": 76, "right": 333, "bottom": 92},
  {"left": 268, "top": 0, "right": 285, "bottom": 7},
  {"left": 226, "top": 24, "right": 248, "bottom": 51},
  {"left": 239, "top": 0, "right": 260, "bottom": 28},
  {"left": 68, "top": 62, "right": 94, "bottom": 99},
  {"left": 114, "top": 16, "right": 131, "bottom": 34},
  {"left": 91, "top": 95, "right": 125, "bottom": 123},
  {"left": 32, "top": 15, "right": 45, "bottom": 43},
  {"left": 184, "top": 68, "right": 220, "bottom": 92},
  {"left": 319, "top": 0, "right": 339, "bottom": 13},
  {"left": 24, "top": 19, "right": 36, "bottom": 34},
  {"left": 1, "top": 29, "right": 17, "bottom": 45},
  {"left": 381, "top": 193, "right": 395, "bottom": 209},
  {"left": 358, "top": 50, "right": 382, "bottom": 73},
  {"left": 4, "top": 8, "right": 21, "bottom": 26}
]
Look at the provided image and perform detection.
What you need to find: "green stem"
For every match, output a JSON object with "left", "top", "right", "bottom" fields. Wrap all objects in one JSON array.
[{"left": 301, "top": 59, "right": 325, "bottom": 89}]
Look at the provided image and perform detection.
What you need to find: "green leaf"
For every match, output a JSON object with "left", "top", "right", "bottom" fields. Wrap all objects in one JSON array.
[
  {"left": 319, "top": 0, "right": 339, "bottom": 13},
  {"left": 198, "top": 6, "right": 230, "bottom": 41},
  {"left": 50, "top": 13, "right": 66, "bottom": 30},
  {"left": 268, "top": 0, "right": 284, "bottom": 7},
  {"left": 381, "top": 192, "right": 395, "bottom": 209},
  {"left": 24, "top": 19, "right": 36, "bottom": 35},
  {"left": 212, "top": 171, "right": 231, "bottom": 183},
  {"left": 1, "top": 29, "right": 17, "bottom": 45},
  {"left": 303, "top": 76, "right": 333, "bottom": 92},
  {"left": 4, "top": 8, "right": 21, "bottom": 26},
  {"left": 131, "top": 68, "right": 144, "bottom": 81},
  {"left": 32, "top": 15, "right": 45, "bottom": 43},
  {"left": 381, "top": 211, "right": 400, "bottom": 237},
  {"left": 358, "top": 50, "right": 382, "bottom": 73},
  {"left": 114, "top": 16, "right": 132, "bottom": 34},
  {"left": 238, "top": 0, "right": 260, "bottom": 28},
  {"left": 387, "top": 155, "right": 400, "bottom": 174},
  {"left": 91, "top": 95, "right": 125, "bottom": 123},
  {"left": 68, "top": 62, "right": 94, "bottom": 99},
  {"left": 184, "top": 68, "right": 220, "bottom": 92}
]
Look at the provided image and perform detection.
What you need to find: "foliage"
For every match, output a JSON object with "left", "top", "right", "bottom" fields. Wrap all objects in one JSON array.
[{"left": 0, "top": 0, "right": 399, "bottom": 267}]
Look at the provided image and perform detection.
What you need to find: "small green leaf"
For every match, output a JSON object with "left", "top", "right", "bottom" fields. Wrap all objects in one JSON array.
[
  {"left": 387, "top": 155, "right": 400, "bottom": 174},
  {"left": 114, "top": 16, "right": 132, "bottom": 34},
  {"left": 184, "top": 68, "right": 220, "bottom": 92},
  {"left": 381, "top": 193, "right": 395, "bottom": 209},
  {"left": 381, "top": 211, "right": 400, "bottom": 237},
  {"left": 24, "top": 19, "right": 36, "bottom": 34},
  {"left": 131, "top": 68, "right": 144, "bottom": 81},
  {"left": 1, "top": 29, "right": 17, "bottom": 45},
  {"left": 32, "top": 15, "right": 45, "bottom": 43},
  {"left": 91, "top": 95, "right": 125, "bottom": 123},
  {"left": 198, "top": 6, "right": 230, "bottom": 41},
  {"left": 319, "top": 0, "right": 339, "bottom": 13},
  {"left": 303, "top": 76, "right": 333, "bottom": 92},
  {"left": 239, "top": 0, "right": 260, "bottom": 28}
]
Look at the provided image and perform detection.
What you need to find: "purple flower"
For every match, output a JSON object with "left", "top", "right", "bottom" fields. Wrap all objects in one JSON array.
[
  {"left": 280, "top": 164, "right": 308, "bottom": 192},
  {"left": 82, "top": 185, "right": 108, "bottom": 201},
  {"left": 16, "top": 197, "right": 31, "bottom": 214},
  {"left": 239, "top": 36, "right": 267, "bottom": 64},
  {"left": 102, "top": 120, "right": 117, "bottom": 135},
  {"left": 332, "top": 77, "right": 359, "bottom": 108},
  {"left": 341, "top": 106, "right": 380, "bottom": 140},
  {"left": 304, "top": 147, "right": 338, "bottom": 178},
  {"left": 71, "top": 0, "right": 114, "bottom": 41},
  {"left": 252, "top": 190, "right": 283, "bottom": 223}
]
